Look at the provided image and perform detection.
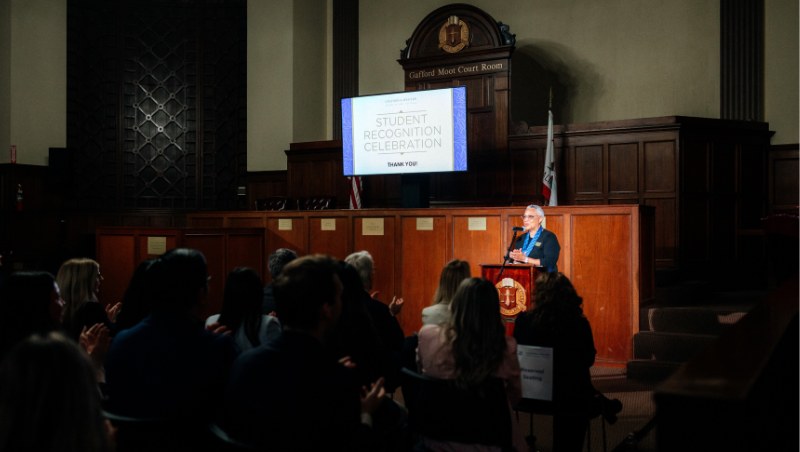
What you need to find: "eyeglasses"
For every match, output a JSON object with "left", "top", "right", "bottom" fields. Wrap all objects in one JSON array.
[{"left": 520, "top": 215, "right": 537, "bottom": 220}]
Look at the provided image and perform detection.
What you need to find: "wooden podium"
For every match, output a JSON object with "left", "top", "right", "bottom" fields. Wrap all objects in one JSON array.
[{"left": 481, "top": 263, "right": 538, "bottom": 335}]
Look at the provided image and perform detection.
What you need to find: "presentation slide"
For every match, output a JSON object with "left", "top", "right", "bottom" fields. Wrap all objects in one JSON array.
[{"left": 342, "top": 87, "right": 466, "bottom": 176}]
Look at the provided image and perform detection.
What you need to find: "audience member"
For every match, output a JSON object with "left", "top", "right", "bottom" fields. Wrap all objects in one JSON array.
[
  {"left": 57, "top": 258, "right": 120, "bottom": 341},
  {"left": 421, "top": 259, "right": 471, "bottom": 326},
  {"left": 416, "top": 277, "right": 526, "bottom": 451},
  {"left": 222, "top": 254, "right": 385, "bottom": 451},
  {"left": 345, "top": 251, "right": 405, "bottom": 373},
  {"left": 113, "top": 258, "right": 156, "bottom": 334},
  {"left": 0, "top": 271, "right": 62, "bottom": 360},
  {"left": 104, "top": 248, "right": 235, "bottom": 422},
  {"left": 205, "top": 267, "right": 281, "bottom": 354},
  {"left": 262, "top": 247, "right": 297, "bottom": 314},
  {"left": 330, "top": 261, "right": 401, "bottom": 389},
  {"left": 513, "top": 272, "right": 621, "bottom": 452},
  {"left": 0, "top": 331, "right": 112, "bottom": 452}
]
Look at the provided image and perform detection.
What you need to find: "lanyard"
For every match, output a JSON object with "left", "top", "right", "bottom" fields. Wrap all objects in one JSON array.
[{"left": 522, "top": 226, "right": 543, "bottom": 256}]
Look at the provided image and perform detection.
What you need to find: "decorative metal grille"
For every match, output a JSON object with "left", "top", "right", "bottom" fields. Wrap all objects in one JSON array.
[{"left": 67, "top": 0, "right": 246, "bottom": 210}]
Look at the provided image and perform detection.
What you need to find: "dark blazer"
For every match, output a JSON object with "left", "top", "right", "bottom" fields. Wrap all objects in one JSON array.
[
  {"left": 513, "top": 228, "right": 560, "bottom": 272},
  {"left": 222, "top": 330, "right": 367, "bottom": 451}
]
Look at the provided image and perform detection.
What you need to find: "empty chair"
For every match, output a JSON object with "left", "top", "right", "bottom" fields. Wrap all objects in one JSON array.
[
  {"left": 296, "top": 196, "right": 335, "bottom": 210},
  {"left": 254, "top": 196, "right": 290, "bottom": 211}
]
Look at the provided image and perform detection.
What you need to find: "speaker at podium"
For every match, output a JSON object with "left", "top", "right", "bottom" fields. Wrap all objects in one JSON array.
[{"left": 481, "top": 263, "right": 538, "bottom": 336}]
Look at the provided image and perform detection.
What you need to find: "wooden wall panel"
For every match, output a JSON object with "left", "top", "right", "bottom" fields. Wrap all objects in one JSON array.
[
  {"left": 399, "top": 215, "right": 448, "bottom": 333},
  {"left": 453, "top": 215, "right": 503, "bottom": 278},
  {"left": 96, "top": 227, "right": 182, "bottom": 306},
  {"left": 645, "top": 198, "right": 677, "bottom": 265},
  {"left": 226, "top": 232, "right": 266, "bottom": 277},
  {"left": 768, "top": 145, "right": 799, "bottom": 211},
  {"left": 570, "top": 212, "right": 636, "bottom": 364},
  {"left": 309, "top": 216, "right": 351, "bottom": 260},
  {"left": 353, "top": 216, "right": 398, "bottom": 309},
  {"left": 135, "top": 233, "right": 180, "bottom": 264},
  {"left": 266, "top": 216, "right": 308, "bottom": 256},
  {"left": 609, "top": 143, "right": 639, "bottom": 193},
  {"left": 643, "top": 141, "right": 676, "bottom": 193},
  {"left": 575, "top": 145, "right": 604, "bottom": 195},
  {"left": 227, "top": 215, "right": 266, "bottom": 228},
  {"left": 97, "top": 234, "right": 136, "bottom": 306}
]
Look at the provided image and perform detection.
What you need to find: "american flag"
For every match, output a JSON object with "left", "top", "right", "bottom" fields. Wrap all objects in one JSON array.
[{"left": 349, "top": 176, "right": 363, "bottom": 209}]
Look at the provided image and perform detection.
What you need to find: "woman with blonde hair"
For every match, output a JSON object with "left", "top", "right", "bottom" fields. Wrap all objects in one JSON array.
[
  {"left": 420, "top": 259, "right": 471, "bottom": 326},
  {"left": 57, "top": 258, "right": 119, "bottom": 341}
]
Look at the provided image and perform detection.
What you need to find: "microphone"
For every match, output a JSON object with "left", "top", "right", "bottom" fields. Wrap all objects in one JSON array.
[{"left": 512, "top": 226, "right": 524, "bottom": 232}]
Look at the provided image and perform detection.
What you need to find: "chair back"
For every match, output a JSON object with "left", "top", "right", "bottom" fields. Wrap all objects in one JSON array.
[{"left": 400, "top": 367, "right": 512, "bottom": 449}]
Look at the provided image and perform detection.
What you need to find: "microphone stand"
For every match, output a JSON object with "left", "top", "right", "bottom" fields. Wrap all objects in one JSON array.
[{"left": 497, "top": 229, "right": 521, "bottom": 281}]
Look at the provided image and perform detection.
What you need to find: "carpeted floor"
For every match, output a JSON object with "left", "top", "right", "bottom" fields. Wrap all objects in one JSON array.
[{"left": 513, "top": 366, "right": 659, "bottom": 452}]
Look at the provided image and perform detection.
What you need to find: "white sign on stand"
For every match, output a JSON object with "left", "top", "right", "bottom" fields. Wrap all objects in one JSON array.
[{"left": 517, "top": 345, "right": 553, "bottom": 401}]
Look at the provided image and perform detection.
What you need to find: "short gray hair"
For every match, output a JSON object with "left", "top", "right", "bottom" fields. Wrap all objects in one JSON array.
[
  {"left": 526, "top": 204, "right": 545, "bottom": 219},
  {"left": 344, "top": 250, "right": 374, "bottom": 290},
  {"left": 268, "top": 248, "right": 298, "bottom": 278}
]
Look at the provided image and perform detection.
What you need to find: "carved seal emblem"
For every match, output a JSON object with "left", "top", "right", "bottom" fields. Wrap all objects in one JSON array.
[
  {"left": 439, "top": 15, "right": 469, "bottom": 54},
  {"left": 496, "top": 277, "right": 527, "bottom": 317}
]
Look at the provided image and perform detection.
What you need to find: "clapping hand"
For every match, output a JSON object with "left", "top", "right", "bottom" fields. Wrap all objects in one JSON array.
[
  {"left": 105, "top": 301, "right": 123, "bottom": 323},
  {"left": 80, "top": 323, "right": 111, "bottom": 365},
  {"left": 389, "top": 296, "right": 405, "bottom": 316},
  {"left": 360, "top": 377, "right": 386, "bottom": 416}
]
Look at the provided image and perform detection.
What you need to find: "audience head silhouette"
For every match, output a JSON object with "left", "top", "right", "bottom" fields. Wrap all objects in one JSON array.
[
  {"left": 447, "top": 277, "right": 507, "bottom": 388},
  {"left": 273, "top": 254, "right": 342, "bottom": 334},
  {"left": 218, "top": 267, "right": 265, "bottom": 345},
  {"left": 114, "top": 258, "right": 156, "bottom": 332},
  {"left": 149, "top": 248, "right": 209, "bottom": 314},
  {"left": 0, "top": 331, "right": 110, "bottom": 452},
  {"left": 344, "top": 250, "right": 374, "bottom": 291},
  {"left": 268, "top": 248, "right": 297, "bottom": 279},
  {"left": 531, "top": 271, "right": 585, "bottom": 319},
  {"left": 432, "top": 259, "right": 471, "bottom": 305}
]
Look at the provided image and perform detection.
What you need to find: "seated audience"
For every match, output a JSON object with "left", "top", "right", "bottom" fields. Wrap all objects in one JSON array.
[
  {"left": 205, "top": 267, "right": 281, "bottom": 354},
  {"left": 104, "top": 248, "right": 235, "bottom": 422},
  {"left": 416, "top": 277, "right": 526, "bottom": 451},
  {"left": 0, "top": 331, "right": 112, "bottom": 452},
  {"left": 262, "top": 247, "right": 297, "bottom": 314},
  {"left": 222, "top": 254, "right": 385, "bottom": 451},
  {"left": 421, "top": 259, "right": 471, "bottom": 326},
  {"left": 57, "top": 258, "right": 121, "bottom": 341},
  {"left": 513, "top": 272, "right": 621, "bottom": 452}
]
